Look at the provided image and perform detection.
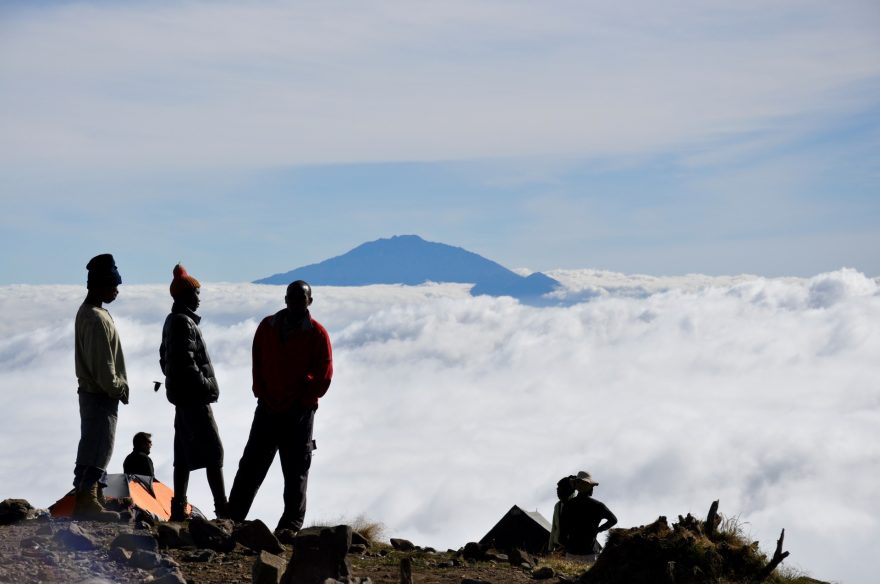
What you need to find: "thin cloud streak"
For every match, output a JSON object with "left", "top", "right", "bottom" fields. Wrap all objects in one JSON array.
[
  {"left": 1, "top": 1, "right": 878, "bottom": 169},
  {"left": 0, "top": 270, "right": 878, "bottom": 583}
]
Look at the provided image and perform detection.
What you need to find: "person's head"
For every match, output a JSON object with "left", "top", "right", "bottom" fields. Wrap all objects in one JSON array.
[
  {"left": 285, "top": 280, "right": 313, "bottom": 317},
  {"left": 574, "top": 471, "right": 599, "bottom": 496},
  {"left": 86, "top": 253, "right": 122, "bottom": 304},
  {"left": 133, "top": 432, "right": 152, "bottom": 454},
  {"left": 557, "top": 475, "right": 576, "bottom": 501},
  {"left": 169, "top": 263, "right": 201, "bottom": 311}
]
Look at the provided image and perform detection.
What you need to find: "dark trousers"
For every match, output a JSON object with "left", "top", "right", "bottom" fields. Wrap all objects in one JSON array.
[
  {"left": 228, "top": 402, "right": 315, "bottom": 530},
  {"left": 73, "top": 392, "right": 119, "bottom": 490}
]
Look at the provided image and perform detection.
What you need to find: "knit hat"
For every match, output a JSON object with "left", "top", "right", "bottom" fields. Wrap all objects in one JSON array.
[
  {"left": 169, "top": 263, "right": 200, "bottom": 297},
  {"left": 86, "top": 254, "right": 122, "bottom": 289}
]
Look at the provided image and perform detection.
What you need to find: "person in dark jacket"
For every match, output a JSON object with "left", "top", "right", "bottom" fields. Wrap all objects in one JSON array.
[
  {"left": 560, "top": 471, "right": 618, "bottom": 561},
  {"left": 123, "top": 432, "right": 155, "bottom": 477},
  {"left": 159, "top": 263, "right": 228, "bottom": 520},
  {"left": 228, "top": 280, "right": 333, "bottom": 538}
]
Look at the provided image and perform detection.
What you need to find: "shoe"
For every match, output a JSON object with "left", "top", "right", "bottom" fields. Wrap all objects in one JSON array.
[
  {"left": 274, "top": 528, "right": 298, "bottom": 544},
  {"left": 170, "top": 496, "right": 191, "bottom": 522},
  {"left": 214, "top": 498, "right": 230, "bottom": 520},
  {"left": 73, "top": 484, "right": 121, "bottom": 522}
]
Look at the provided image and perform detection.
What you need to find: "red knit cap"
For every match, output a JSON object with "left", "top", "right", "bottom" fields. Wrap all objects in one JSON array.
[{"left": 169, "top": 263, "right": 200, "bottom": 297}]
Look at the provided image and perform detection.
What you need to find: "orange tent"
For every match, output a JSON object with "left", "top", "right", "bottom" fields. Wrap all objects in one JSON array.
[{"left": 49, "top": 474, "right": 202, "bottom": 521}]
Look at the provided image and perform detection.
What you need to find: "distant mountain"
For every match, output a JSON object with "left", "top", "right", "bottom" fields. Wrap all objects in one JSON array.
[{"left": 254, "top": 235, "right": 560, "bottom": 298}]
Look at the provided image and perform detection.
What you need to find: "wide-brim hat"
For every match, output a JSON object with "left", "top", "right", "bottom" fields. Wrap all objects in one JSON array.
[{"left": 574, "top": 471, "right": 599, "bottom": 490}]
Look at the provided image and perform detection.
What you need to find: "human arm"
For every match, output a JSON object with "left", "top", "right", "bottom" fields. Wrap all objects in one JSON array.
[
  {"left": 303, "top": 325, "right": 333, "bottom": 405},
  {"left": 597, "top": 505, "right": 618, "bottom": 533}
]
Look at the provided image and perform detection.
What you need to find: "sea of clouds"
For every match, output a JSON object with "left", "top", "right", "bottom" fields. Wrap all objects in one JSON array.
[{"left": 1, "top": 269, "right": 878, "bottom": 583}]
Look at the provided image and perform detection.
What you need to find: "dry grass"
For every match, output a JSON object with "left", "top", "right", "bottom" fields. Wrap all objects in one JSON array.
[{"left": 308, "top": 513, "right": 386, "bottom": 545}]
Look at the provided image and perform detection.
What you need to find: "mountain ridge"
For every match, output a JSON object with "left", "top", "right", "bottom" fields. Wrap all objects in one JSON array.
[{"left": 254, "top": 234, "right": 559, "bottom": 298}]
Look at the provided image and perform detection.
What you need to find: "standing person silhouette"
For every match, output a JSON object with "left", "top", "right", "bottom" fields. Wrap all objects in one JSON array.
[
  {"left": 160, "top": 264, "right": 228, "bottom": 520},
  {"left": 549, "top": 475, "right": 576, "bottom": 551},
  {"left": 228, "top": 280, "right": 333, "bottom": 540},
  {"left": 73, "top": 253, "right": 129, "bottom": 521}
]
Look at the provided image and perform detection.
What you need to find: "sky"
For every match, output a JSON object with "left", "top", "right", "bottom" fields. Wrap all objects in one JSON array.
[
  {"left": 1, "top": 0, "right": 879, "bottom": 284},
  {"left": 1, "top": 271, "right": 878, "bottom": 583}
]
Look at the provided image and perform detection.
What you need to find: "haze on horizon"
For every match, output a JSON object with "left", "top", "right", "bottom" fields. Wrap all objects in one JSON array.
[{"left": 1, "top": 0, "right": 878, "bottom": 285}]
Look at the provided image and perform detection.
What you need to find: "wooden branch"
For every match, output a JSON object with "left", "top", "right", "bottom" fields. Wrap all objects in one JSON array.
[
  {"left": 705, "top": 500, "right": 720, "bottom": 538},
  {"left": 757, "top": 528, "right": 790, "bottom": 582}
]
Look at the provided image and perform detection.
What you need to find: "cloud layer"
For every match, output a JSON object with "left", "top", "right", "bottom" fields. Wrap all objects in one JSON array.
[{"left": 1, "top": 270, "right": 878, "bottom": 582}]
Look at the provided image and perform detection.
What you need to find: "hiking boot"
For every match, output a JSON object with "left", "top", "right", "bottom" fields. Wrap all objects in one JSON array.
[
  {"left": 214, "top": 498, "right": 230, "bottom": 520},
  {"left": 170, "top": 496, "right": 191, "bottom": 522},
  {"left": 73, "top": 484, "right": 121, "bottom": 522},
  {"left": 274, "top": 527, "right": 298, "bottom": 545}
]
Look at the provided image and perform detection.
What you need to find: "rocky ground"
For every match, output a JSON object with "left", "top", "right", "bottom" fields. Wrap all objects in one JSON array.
[{"left": 0, "top": 499, "right": 583, "bottom": 584}]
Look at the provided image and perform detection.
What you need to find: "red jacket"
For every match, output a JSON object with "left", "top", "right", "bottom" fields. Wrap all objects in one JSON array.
[{"left": 252, "top": 309, "right": 333, "bottom": 412}]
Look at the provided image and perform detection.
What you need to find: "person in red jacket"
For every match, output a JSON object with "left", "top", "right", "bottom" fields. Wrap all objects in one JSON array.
[{"left": 228, "top": 280, "right": 333, "bottom": 537}]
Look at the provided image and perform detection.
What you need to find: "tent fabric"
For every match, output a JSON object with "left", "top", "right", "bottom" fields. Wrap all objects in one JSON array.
[
  {"left": 479, "top": 505, "right": 551, "bottom": 554},
  {"left": 49, "top": 473, "right": 200, "bottom": 521}
]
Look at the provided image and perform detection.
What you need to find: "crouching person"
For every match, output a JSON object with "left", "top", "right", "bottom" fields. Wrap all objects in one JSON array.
[{"left": 160, "top": 264, "right": 228, "bottom": 520}]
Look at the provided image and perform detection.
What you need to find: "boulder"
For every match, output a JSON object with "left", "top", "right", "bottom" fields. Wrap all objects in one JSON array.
[
  {"left": 350, "top": 531, "right": 371, "bottom": 547},
  {"left": 110, "top": 532, "right": 159, "bottom": 554},
  {"left": 348, "top": 544, "right": 367, "bottom": 555},
  {"left": 0, "top": 499, "right": 34, "bottom": 525},
  {"left": 389, "top": 538, "right": 415, "bottom": 551},
  {"left": 253, "top": 550, "right": 287, "bottom": 584},
  {"left": 508, "top": 548, "right": 536, "bottom": 569},
  {"left": 281, "top": 525, "right": 354, "bottom": 584},
  {"left": 234, "top": 519, "right": 285, "bottom": 554},
  {"left": 54, "top": 524, "right": 97, "bottom": 551},
  {"left": 129, "top": 550, "right": 168, "bottom": 570},
  {"left": 189, "top": 516, "right": 235, "bottom": 552},
  {"left": 532, "top": 566, "right": 556, "bottom": 580},
  {"left": 157, "top": 522, "right": 195, "bottom": 549},
  {"left": 150, "top": 569, "right": 188, "bottom": 584}
]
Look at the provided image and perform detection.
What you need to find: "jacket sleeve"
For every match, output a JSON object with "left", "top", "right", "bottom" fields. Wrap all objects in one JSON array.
[
  {"left": 164, "top": 317, "right": 217, "bottom": 404},
  {"left": 84, "top": 317, "right": 129, "bottom": 402},
  {"left": 252, "top": 319, "right": 268, "bottom": 400},
  {"left": 304, "top": 326, "right": 333, "bottom": 403}
]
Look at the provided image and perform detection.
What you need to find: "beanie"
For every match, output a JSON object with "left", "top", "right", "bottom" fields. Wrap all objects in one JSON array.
[
  {"left": 86, "top": 254, "right": 122, "bottom": 289},
  {"left": 169, "top": 263, "right": 200, "bottom": 297}
]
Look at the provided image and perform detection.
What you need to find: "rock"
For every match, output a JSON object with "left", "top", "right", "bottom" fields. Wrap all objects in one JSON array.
[
  {"left": 129, "top": 550, "right": 167, "bottom": 570},
  {"left": 281, "top": 525, "right": 354, "bottom": 584},
  {"left": 157, "top": 522, "right": 195, "bottom": 549},
  {"left": 20, "top": 535, "right": 51, "bottom": 549},
  {"left": 234, "top": 519, "right": 285, "bottom": 554},
  {"left": 110, "top": 532, "right": 159, "bottom": 554},
  {"left": 389, "top": 538, "right": 415, "bottom": 551},
  {"left": 348, "top": 543, "right": 367, "bottom": 555},
  {"left": 484, "top": 551, "right": 508, "bottom": 562},
  {"left": 0, "top": 499, "right": 34, "bottom": 525},
  {"left": 508, "top": 548, "right": 536, "bottom": 569},
  {"left": 54, "top": 524, "right": 98, "bottom": 551},
  {"left": 531, "top": 565, "right": 556, "bottom": 580},
  {"left": 36, "top": 524, "right": 54, "bottom": 536},
  {"left": 350, "top": 531, "right": 371, "bottom": 547},
  {"left": 461, "top": 579, "right": 492, "bottom": 584},
  {"left": 253, "top": 550, "right": 287, "bottom": 584},
  {"left": 189, "top": 516, "right": 235, "bottom": 552},
  {"left": 150, "top": 569, "right": 188, "bottom": 584},
  {"left": 109, "top": 546, "right": 133, "bottom": 563},
  {"left": 400, "top": 557, "right": 413, "bottom": 584},
  {"left": 461, "top": 542, "right": 487, "bottom": 561},
  {"left": 182, "top": 548, "right": 217, "bottom": 562}
]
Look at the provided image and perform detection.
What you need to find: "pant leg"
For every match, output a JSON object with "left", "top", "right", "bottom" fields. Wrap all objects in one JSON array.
[
  {"left": 227, "top": 404, "right": 279, "bottom": 522},
  {"left": 74, "top": 392, "right": 118, "bottom": 490},
  {"left": 276, "top": 406, "right": 315, "bottom": 531}
]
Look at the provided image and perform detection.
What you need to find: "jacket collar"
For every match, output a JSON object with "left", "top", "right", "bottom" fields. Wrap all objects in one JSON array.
[{"left": 171, "top": 302, "right": 201, "bottom": 324}]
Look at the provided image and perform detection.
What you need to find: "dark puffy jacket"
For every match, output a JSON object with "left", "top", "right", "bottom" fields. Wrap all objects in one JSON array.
[{"left": 159, "top": 304, "right": 219, "bottom": 406}]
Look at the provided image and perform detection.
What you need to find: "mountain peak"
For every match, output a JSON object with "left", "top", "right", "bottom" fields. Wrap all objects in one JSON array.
[{"left": 255, "top": 235, "right": 559, "bottom": 298}]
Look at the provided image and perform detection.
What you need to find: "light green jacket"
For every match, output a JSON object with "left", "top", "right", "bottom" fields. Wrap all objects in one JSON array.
[{"left": 75, "top": 303, "right": 129, "bottom": 403}]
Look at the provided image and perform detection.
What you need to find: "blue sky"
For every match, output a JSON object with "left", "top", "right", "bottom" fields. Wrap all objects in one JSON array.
[{"left": 1, "top": 0, "right": 878, "bottom": 284}]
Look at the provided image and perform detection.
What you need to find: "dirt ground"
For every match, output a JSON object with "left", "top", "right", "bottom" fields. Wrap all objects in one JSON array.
[{"left": 1, "top": 514, "right": 582, "bottom": 584}]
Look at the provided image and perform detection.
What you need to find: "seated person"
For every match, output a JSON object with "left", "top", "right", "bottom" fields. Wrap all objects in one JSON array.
[
  {"left": 123, "top": 432, "right": 155, "bottom": 478},
  {"left": 560, "top": 471, "right": 618, "bottom": 561},
  {"left": 549, "top": 475, "right": 576, "bottom": 550}
]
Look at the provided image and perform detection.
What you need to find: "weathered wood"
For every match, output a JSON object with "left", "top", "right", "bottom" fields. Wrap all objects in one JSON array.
[
  {"left": 705, "top": 500, "right": 720, "bottom": 538},
  {"left": 399, "top": 556, "right": 413, "bottom": 584},
  {"left": 757, "top": 528, "right": 790, "bottom": 582}
]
